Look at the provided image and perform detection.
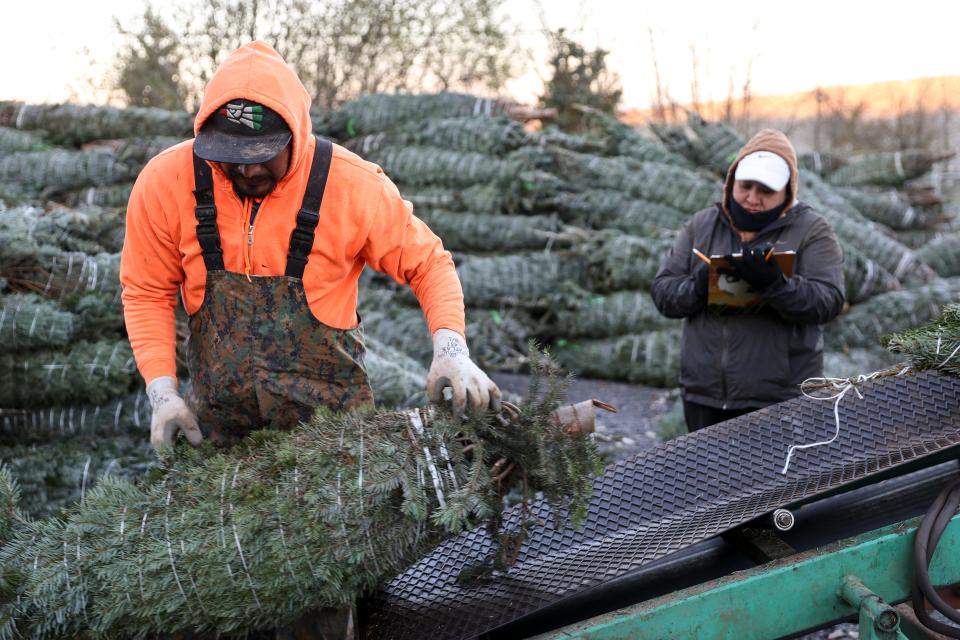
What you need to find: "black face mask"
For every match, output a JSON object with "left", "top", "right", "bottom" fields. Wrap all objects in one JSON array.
[{"left": 727, "top": 194, "right": 789, "bottom": 231}]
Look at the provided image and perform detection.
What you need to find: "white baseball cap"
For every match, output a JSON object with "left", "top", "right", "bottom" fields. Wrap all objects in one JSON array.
[{"left": 734, "top": 151, "right": 790, "bottom": 191}]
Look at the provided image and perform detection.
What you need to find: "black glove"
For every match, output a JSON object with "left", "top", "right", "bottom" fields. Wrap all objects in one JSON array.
[
  {"left": 725, "top": 246, "right": 783, "bottom": 290},
  {"left": 693, "top": 262, "right": 710, "bottom": 300}
]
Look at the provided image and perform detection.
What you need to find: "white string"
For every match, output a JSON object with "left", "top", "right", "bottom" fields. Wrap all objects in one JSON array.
[{"left": 782, "top": 367, "right": 909, "bottom": 474}]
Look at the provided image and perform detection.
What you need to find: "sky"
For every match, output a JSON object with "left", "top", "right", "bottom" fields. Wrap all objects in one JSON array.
[{"left": 4, "top": 0, "right": 960, "bottom": 110}]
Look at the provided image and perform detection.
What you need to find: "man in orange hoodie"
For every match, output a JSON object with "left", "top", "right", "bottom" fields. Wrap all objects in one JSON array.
[{"left": 121, "top": 41, "right": 501, "bottom": 452}]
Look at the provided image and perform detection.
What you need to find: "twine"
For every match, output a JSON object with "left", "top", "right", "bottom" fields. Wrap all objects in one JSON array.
[{"left": 782, "top": 365, "right": 911, "bottom": 475}]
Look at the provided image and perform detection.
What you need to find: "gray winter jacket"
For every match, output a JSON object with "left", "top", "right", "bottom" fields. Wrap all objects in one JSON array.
[{"left": 651, "top": 202, "right": 845, "bottom": 409}]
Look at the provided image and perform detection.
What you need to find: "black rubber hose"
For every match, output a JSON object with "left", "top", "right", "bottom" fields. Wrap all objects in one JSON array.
[{"left": 912, "top": 478, "right": 960, "bottom": 637}]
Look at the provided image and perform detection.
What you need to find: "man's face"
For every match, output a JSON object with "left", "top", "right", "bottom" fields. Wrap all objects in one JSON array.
[
  {"left": 732, "top": 179, "right": 788, "bottom": 213},
  {"left": 219, "top": 144, "right": 291, "bottom": 198}
]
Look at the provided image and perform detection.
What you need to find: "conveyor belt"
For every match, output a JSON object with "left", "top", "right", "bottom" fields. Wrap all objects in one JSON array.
[{"left": 362, "top": 370, "right": 960, "bottom": 640}]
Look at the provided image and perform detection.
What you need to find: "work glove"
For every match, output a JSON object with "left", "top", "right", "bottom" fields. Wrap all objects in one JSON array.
[
  {"left": 693, "top": 261, "right": 710, "bottom": 300},
  {"left": 147, "top": 376, "right": 203, "bottom": 452},
  {"left": 723, "top": 245, "right": 783, "bottom": 291},
  {"left": 426, "top": 329, "right": 502, "bottom": 416}
]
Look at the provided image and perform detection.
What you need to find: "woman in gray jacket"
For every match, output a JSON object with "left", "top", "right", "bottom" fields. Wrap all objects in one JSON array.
[{"left": 651, "top": 129, "right": 845, "bottom": 432}]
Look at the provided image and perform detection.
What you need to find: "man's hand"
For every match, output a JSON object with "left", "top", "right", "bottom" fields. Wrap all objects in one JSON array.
[
  {"left": 725, "top": 246, "right": 783, "bottom": 291},
  {"left": 426, "top": 329, "right": 502, "bottom": 415},
  {"left": 147, "top": 376, "right": 203, "bottom": 452}
]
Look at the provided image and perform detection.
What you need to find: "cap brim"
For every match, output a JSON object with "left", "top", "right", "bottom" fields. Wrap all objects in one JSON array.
[
  {"left": 738, "top": 173, "right": 788, "bottom": 191},
  {"left": 194, "top": 129, "right": 292, "bottom": 164}
]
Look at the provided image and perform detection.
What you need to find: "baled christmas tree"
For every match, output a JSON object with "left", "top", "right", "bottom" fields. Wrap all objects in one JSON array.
[{"left": 0, "top": 353, "right": 603, "bottom": 639}]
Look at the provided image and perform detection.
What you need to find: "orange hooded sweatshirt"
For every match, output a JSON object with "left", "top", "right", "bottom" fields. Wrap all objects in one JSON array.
[{"left": 120, "top": 41, "right": 464, "bottom": 384}]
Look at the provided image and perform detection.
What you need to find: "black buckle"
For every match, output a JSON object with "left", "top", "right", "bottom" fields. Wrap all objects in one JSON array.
[
  {"left": 288, "top": 228, "right": 314, "bottom": 257},
  {"left": 296, "top": 208, "right": 320, "bottom": 228},
  {"left": 195, "top": 203, "right": 217, "bottom": 223}
]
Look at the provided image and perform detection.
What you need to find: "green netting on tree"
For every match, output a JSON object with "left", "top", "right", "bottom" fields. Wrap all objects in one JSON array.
[
  {"left": 0, "top": 207, "right": 102, "bottom": 264},
  {"left": 0, "top": 206, "right": 126, "bottom": 263},
  {"left": 685, "top": 112, "right": 744, "bottom": 175},
  {"left": 884, "top": 303, "right": 960, "bottom": 376},
  {"left": 0, "top": 101, "right": 193, "bottom": 147},
  {"left": 536, "top": 128, "right": 608, "bottom": 155},
  {"left": 403, "top": 175, "right": 565, "bottom": 216},
  {"left": 554, "top": 329, "right": 681, "bottom": 386},
  {"left": 59, "top": 183, "right": 134, "bottom": 210},
  {"left": 584, "top": 232, "right": 677, "bottom": 292},
  {"left": 551, "top": 149, "right": 719, "bottom": 212},
  {"left": 365, "top": 336, "right": 427, "bottom": 408},
  {"left": 0, "top": 355, "right": 599, "bottom": 638},
  {"left": 360, "top": 287, "right": 535, "bottom": 371},
  {"left": 322, "top": 92, "right": 517, "bottom": 138},
  {"left": 363, "top": 146, "right": 528, "bottom": 188},
  {"left": 0, "top": 126, "right": 47, "bottom": 153},
  {"left": 621, "top": 162, "right": 720, "bottom": 212},
  {"left": 797, "top": 151, "right": 846, "bottom": 177},
  {"left": 573, "top": 105, "right": 684, "bottom": 165},
  {"left": 0, "top": 182, "right": 37, "bottom": 207},
  {"left": 648, "top": 121, "right": 701, "bottom": 162},
  {"left": 894, "top": 228, "right": 944, "bottom": 250},
  {"left": 821, "top": 348, "right": 903, "bottom": 379},
  {"left": 835, "top": 186, "right": 938, "bottom": 230},
  {"left": 348, "top": 116, "right": 529, "bottom": 157},
  {"left": 0, "top": 293, "right": 79, "bottom": 353},
  {"left": 840, "top": 240, "right": 901, "bottom": 304},
  {"left": 827, "top": 149, "right": 944, "bottom": 187},
  {"left": 456, "top": 252, "right": 588, "bottom": 308},
  {"left": 463, "top": 307, "right": 535, "bottom": 372},
  {"left": 825, "top": 277, "right": 960, "bottom": 351},
  {"left": 545, "top": 290, "right": 672, "bottom": 339},
  {"left": 801, "top": 174, "right": 933, "bottom": 283},
  {"left": 112, "top": 136, "right": 183, "bottom": 167},
  {"left": 916, "top": 233, "right": 960, "bottom": 277},
  {"left": 2, "top": 250, "right": 120, "bottom": 302},
  {"left": 0, "top": 338, "right": 138, "bottom": 409},
  {"left": 0, "top": 433, "right": 152, "bottom": 518},
  {"left": 358, "top": 290, "right": 431, "bottom": 364},
  {"left": 548, "top": 189, "right": 688, "bottom": 233},
  {"left": 0, "top": 149, "right": 133, "bottom": 190},
  {"left": 0, "top": 391, "right": 150, "bottom": 445},
  {"left": 417, "top": 210, "right": 561, "bottom": 252}
]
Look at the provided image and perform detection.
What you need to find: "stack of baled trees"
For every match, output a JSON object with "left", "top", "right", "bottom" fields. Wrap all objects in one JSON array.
[{"left": 1, "top": 93, "right": 959, "bottom": 519}]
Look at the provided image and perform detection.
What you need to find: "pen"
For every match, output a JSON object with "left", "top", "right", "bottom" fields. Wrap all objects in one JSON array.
[{"left": 692, "top": 248, "right": 711, "bottom": 265}]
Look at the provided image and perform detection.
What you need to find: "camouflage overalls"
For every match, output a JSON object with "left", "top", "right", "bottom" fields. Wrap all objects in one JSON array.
[{"left": 186, "top": 137, "right": 371, "bottom": 638}]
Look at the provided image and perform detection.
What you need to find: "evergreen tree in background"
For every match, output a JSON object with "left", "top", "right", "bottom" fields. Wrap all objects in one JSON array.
[
  {"left": 540, "top": 29, "right": 622, "bottom": 132},
  {"left": 113, "top": 5, "right": 189, "bottom": 110}
]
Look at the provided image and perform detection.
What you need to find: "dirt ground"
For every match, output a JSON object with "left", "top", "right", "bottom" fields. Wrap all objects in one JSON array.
[{"left": 490, "top": 371, "right": 677, "bottom": 463}]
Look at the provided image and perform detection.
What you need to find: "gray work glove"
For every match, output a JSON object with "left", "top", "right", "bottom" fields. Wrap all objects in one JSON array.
[
  {"left": 426, "top": 329, "right": 502, "bottom": 415},
  {"left": 147, "top": 376, "right": 203, "bottom": 451}
]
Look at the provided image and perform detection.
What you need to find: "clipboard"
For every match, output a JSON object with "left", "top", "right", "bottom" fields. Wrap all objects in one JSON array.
[{"left": 705, "top": 250, "right": 795, "bottom": 307}]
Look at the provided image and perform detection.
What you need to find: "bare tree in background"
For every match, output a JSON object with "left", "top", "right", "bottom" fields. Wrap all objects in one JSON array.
[{"left": 114, "top": 0, "right": 522, "bottom": 111}]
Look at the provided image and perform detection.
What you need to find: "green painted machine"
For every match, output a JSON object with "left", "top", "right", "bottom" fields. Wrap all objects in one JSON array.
[
  {"left": 534, "top": 514, "right": 960, "bottom": 640},
  {"left": 364, "top": 371, "right": 960, "bottom": 640}
]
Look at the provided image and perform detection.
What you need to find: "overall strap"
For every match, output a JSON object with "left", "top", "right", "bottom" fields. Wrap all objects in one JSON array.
[
  {"left": 192, "top": 152, "right": 225, "bottom": 272},
  {"left": 285, "top": 136, "right": 333, "bottom": 279}
]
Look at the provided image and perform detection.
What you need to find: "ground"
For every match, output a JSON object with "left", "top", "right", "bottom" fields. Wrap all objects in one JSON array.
[{"left": 491, "top": 371, "right": 677, "bottom": 463}]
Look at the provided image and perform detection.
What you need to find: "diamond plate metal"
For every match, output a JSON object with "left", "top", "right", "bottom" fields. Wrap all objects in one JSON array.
[{"left": 362, "top": 370, "right": 960, "bottom": 639}]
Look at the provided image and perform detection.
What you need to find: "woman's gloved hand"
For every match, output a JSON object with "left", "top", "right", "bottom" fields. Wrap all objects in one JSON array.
[
  {"left": 426, "top": 329, "right": 502, "bottom": 416},
  {"left": 725, "top": 245, "right": 784, "bottom": 291},
  {"left": 147, "top": 376, "right": 203, "bottom": 452}
]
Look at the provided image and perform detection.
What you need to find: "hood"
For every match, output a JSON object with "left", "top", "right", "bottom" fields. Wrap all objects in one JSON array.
[
  {"left": 722, "top": 128, "right": 799, "bottom": 224},
  {"left": 194, "top": 41, "right": 313, "bottom": 178}
]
